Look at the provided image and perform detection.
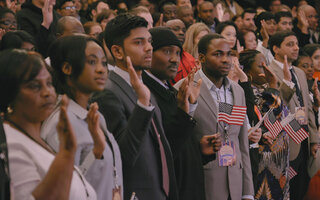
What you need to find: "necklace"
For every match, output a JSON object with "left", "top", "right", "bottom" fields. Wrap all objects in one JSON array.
[{"left": 5, "top": 119, "right": 56, "bottom": 155}]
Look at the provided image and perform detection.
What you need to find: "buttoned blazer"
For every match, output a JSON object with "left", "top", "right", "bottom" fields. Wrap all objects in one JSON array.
[
  {"left": 175, "top": 71, "right": 254, "bottom": 200},
  {"left": 269, "top": 60, "right": 319, "bottom": 161},
  {"left": 92, "top": 71, "right": 178, "bottom": 200}
]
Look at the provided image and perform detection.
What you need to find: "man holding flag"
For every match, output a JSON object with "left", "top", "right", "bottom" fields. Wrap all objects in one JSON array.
[{"left": 175, "top": 33, "right": 254, "bottom": 200}]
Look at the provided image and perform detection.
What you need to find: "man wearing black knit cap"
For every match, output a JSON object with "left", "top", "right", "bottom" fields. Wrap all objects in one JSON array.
[{"left": 142, "top": 27, "right": 221, "bottom": 200}]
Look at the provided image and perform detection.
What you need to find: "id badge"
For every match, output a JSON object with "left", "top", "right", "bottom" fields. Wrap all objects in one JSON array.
[
  {"left": 218, "top": 141, "right": 236, "bottom": 166},
  {"left": 295, "top": 107, "right": 307, "bottom": 125},
  {"left": 112, "top": 186, "right": 122, "bottom": 200}
]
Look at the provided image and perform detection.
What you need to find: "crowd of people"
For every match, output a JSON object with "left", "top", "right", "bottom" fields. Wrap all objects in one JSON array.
[{"left": 1, "top": 0, "right": 320, "bottom": 200}]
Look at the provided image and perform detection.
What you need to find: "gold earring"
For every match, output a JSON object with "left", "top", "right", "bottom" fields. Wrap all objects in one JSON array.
[{"left": 7, "top": 106, "right": 13, "bottom": 114}]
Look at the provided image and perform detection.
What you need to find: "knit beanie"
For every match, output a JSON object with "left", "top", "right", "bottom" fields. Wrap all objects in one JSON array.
[{"left": 149, "top": 27, "right": 183, "bottom": 53}]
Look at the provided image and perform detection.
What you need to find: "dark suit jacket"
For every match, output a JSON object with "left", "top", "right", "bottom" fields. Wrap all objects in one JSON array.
[
  {"left": 92, "top": 71, "right": 178, "bottom": 200},
  {"left": 142, "top": 71, "right": 207, "bottom": 200}
]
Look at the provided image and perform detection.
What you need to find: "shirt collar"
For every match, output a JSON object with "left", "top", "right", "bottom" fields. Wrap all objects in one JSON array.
[
  {"left": 199, "top": 69, "right": 231, "bottom": 91},
  {"left": 68, "top": 98, "right": 88, "bottom": 120},
  {"left": 144, "top": 70, "right": 169, "bottom": 89},
  {"left": 274, "top": 59, "right": 293, "bottom": 70},
  {"left": 114, "top": 66, "right": 131, "bottom": 86}
]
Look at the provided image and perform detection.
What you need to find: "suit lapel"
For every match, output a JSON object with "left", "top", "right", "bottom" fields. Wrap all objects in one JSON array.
[
  {"left": 195, "top": 72, "right": 219, "bottom": 118},
  {"left": 271, "top": 60, "right": 300, "bottom": 106},
  {"left": 109, "top": 71, "right": 137, "bottom": 104}
]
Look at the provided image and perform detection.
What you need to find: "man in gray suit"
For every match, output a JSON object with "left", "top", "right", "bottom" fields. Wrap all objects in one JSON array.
[
  {"left": 268, "top": 31, "right": 319, "bottom": 200},
  {"left": 176, "top": 33, "right": 254, "bottom": 200},
  {"left": 92, "top": 14, "right": 178, "bottom": 200}
]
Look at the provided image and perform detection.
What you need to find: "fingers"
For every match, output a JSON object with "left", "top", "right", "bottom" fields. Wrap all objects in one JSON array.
[{"left": 127, "top": 56, "right": 139, "bottom": 86}]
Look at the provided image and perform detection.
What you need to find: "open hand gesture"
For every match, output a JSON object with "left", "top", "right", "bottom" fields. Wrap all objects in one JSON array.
[
  {"left": 57, "top": 95, "right": 77, "bottom": 154},
  {"left": 127, "top": 56, "right": 151, "bottom": 106},
  {"left": 283, "top": 55, "right": 292, "bottom": 82},
  {"left": 262, "top": 62, "right": 277, "bottom": 88},
  {"left": 41, "top": 0, "right": 54, "bottom": 29},
  {"left": 87, "top": 103, "right": 106, "bottom": 159},
  {"left": 187, "top": 69, "right": 202, "bottom": 104},
  {"left": 233, "top": 57, "right": 247, "bottom": 82}
]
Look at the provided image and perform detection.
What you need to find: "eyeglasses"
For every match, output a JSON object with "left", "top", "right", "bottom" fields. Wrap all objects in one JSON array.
[
  {"left": 62, "top": 6, "right": 76, "bottom": 10},
  {"left": 0, "top": 20, "right": 17, "bottom": 27}
]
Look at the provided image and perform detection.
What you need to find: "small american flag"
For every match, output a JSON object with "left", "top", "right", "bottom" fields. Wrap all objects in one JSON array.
[
  {"left": 264, "top": 111, "right": 283, "bottom": 138},
  {"left": 218, "top": 102, "right": 247, "bottom": 126},
  {"left": 283, "top": 118, "right": 309, "bottom": 144},
  {"left": 288, "top": 166, "right": 297, "bottom": 180}
]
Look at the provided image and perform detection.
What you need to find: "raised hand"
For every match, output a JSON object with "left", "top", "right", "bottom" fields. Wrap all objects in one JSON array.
[
  {"left": 283, "top": 55, "right": 292, "bottom": 82},
  {"left": 41, "top": 0, "right": 54, "bottom": 29},
  {"left": 248, "top": 128, "right": 262, "bottom": 143},
  {"left": 236, "top": 40, "right": 244, "bottom": 54},
  {"left": 200, "top": 133, "right": 222, "bottom": 155},
  {"left": 56, "top": 95, "right": 77, "bottom": 154},
  {"left": 297, "top": 9, "right": 309, "bottom": 33},
  {"left": 127, "top": 56, "right": 151, "bottom": 106},
  {"left": 187, "top": 69, "right": 202, "bottom": 104},
  {"left": 155, "top": 13, "right": 165, "bottom": 27},
  {"left": 177, "top": 78, "right": 190, "bottom": 113},
  {"left": 262, "top": 62, "right": 277, "bottom": 88},
  {"left": 87, "top": 103, "right": 106, "bottom": 159},
  {"left": 260, "top": 20, "right": 269, "bottom": 48},
  {"left": 6, "top": 0, "right": 16, "bottom": 13},
  {"left": 232, "top": 57, "right": 248, "bottom": 82}
]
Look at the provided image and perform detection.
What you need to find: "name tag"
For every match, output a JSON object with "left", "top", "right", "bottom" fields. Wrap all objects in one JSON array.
[{"left": 218, "top": 141, "right": 236, "bottom": 166}]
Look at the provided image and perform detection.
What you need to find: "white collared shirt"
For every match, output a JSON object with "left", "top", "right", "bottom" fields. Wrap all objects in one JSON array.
[
  {"left": 199, "top": 69, "right": 233, "bottom": 106},
  {"left": 273, "top": 59, "right": 298, "bottom": 89}
]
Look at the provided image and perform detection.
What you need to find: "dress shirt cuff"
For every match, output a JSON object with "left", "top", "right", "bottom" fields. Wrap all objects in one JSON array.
[
  {"left": 249, "top": 143, "right": 259, "bottom": 149},
  {"left": 79, "top": 151, "right": 96, "bottom": 176},
  {"left": 137, "top": 100, "right": 155, "bottom": 111},
  {"left": 283, "top": 79, "right": 295, "bottom": 89},
  {"left": 242, "top": 195, "right": 254, "bottom": 200},
  {"left": 189, "top": 102, "right": 198, "bottom": 116}
]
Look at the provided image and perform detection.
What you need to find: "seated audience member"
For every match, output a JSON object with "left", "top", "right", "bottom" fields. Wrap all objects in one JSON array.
[
  {"left": 294, "top": 51, "right": 320, "bottom": 128},
  {"left": 215, "top": 21, "right": 238, "bottom": 50},
  {"left": 232, "top": 14, "right": 243, "bottom": 30},
  {"left": 55, "top": 0, "right": 77, "bottom": 17},
  {"left": 0, "top": 49, "right": 97, "bottom": 199},
  {"left": 114, "top": 0, "right": 128, "bottom": 13},
  {"left": 160, "top": 1, "right": 177, "bottom": 22},
  {"left": 56, "top": 16, "right": 85, "bottom": 38},
  {"left": 84, "top": 21, "right": 102, "bottom": 39},
  {"left": 177, "top": 5, "right": 194, "bottom": 28},
  {"left": 166, "top": 19, "right": 197, "bottom": 84},
  {"left": 275, "top": 11, "right": 293, "bottom": 31},
  {"left": 92, "top": 14, "right": 179, "bottom": 200},
  {"left": 241, "top": 8, "right": 257, "bottom": 32},
  {"left": 176, "top": 0, "right": 192, "bottom": 8},
  {"left": 0, "top": 118, "right": 10, "bottom": 200},
  {"left": 268, "top": 31, "right": 319, "bottom": 200},
  {"left": 238, "top": 30, "right": 257, "bottom": 50},
  {"left": 0, "top": 30, "right": 35, "bottom": 51},
  {"left": 130, "top": 6, "right": 153, "bottom": 29},
  {"left": 183, "top": 22, "right": 210, "bottom": 59},
  {"left": 255, "top": 12, "right": 276, "bottom": 65},
  {"left": 293, "top": 5, "right": 319, "bottom": 47},
  {"left": 0, "top": 8, "right": 17, "bottom": 40},
  {"left": 197, "top": 1, "right": 217, "bottom": 32},
  {"left": 302, "top": 44, "right": 320, "bottom": 80},
  {"left": 144, "top": 26, "right": 220, "bottom": 200},
  {"left": 269, "top": 0, "right": 281, "bottom": 14},
  {"left": 96, "top": 9, "right": 116, "bottom": 30},
  {"left": 16, "top": 0, "right": 60, "bottom": 57},
  {"left": 88, "top": 0, "right": 109, "bottom": 22},
  {"left": 175, "top": 33, "right": 254, "bottom": 200},
  {"left": 42, "top": 35, "right": 122, "bottom": 200}
]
